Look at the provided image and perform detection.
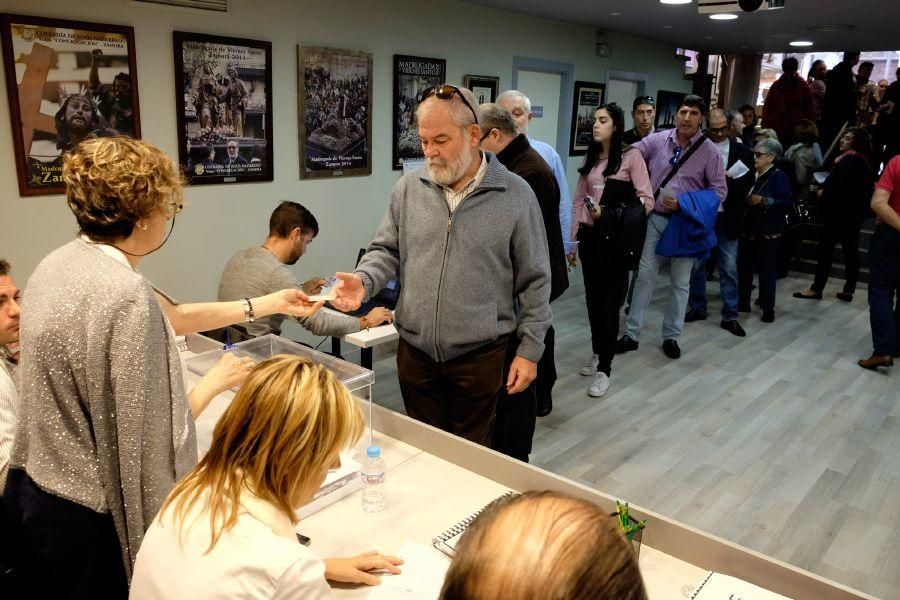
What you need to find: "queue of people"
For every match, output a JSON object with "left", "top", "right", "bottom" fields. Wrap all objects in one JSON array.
[{"left": 1, "top": 77, "right": 898, "bottom": 599}]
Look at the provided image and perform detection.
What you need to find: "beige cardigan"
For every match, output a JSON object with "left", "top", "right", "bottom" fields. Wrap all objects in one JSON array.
[{"left": 10, "top": 238, "right": 196, "bottom": 577}]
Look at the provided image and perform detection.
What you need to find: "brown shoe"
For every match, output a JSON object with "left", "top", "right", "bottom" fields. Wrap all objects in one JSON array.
[{"left": 858, "top": 355, "right": 894, "bottom": 370}]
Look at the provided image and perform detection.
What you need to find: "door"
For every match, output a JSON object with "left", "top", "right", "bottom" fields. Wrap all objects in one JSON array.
[
  {"left": 607, "top": 78, "right": 640, "bottom": 112},
  {"left": 516, "top": 70, "right": 562, "bottom": 148}
]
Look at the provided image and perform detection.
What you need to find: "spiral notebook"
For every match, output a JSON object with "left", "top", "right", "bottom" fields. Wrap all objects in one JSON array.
[
  {"left": 690, "top": 571, "right": 792, "bottom": 599},
  {"left": 432, "top": 491, "right": 518, "bottom": 558}
]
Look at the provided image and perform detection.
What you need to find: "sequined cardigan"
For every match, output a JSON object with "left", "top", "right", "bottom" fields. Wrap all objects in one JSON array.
[{"left": 9, "top": 239, "right": 197, "bottom": 577}]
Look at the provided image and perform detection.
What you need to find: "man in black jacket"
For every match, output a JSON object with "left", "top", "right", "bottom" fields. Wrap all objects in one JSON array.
[
  {"left": 822, "top": 51, "right": 860, "bottom": 148},
  {"left": 479, "top": 103, "right": 567, "bottom": 459},
  {"left": 685, "top": 108, "right": 754, "bottom": 337}
]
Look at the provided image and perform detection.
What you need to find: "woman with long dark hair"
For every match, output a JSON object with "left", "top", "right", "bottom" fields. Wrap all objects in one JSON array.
[
  {"left": 793, "top": 127, "right": 876, "bottom": 302},
  {"left": 570, "top": 103, "right": 653, "bottom": 398}
]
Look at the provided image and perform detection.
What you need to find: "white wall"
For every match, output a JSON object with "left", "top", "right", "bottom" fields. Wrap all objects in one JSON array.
[{"left": 0, "top": 0, "right": 689, "bottom": 343}]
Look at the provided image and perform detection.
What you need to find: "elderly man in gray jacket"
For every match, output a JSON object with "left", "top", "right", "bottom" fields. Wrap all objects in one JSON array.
[{"left": 332, "top": 84, "right": 551, "bottom": 445}]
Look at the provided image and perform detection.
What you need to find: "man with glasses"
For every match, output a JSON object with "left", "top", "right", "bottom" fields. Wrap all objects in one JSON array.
[
  {"left": 478, "top": 102, "right": 567, "bottom": 457},
  {"left": 497, "top": 90, "right": 574, "bottom": 254},
  {"left": 218, "top": 201, "right": 392, "bottom": 339},
  {"left": 616, "top": 95, "right": 727, "bottom": 359},
  {"left": 685, "top": 108, "right": 754, "bottom": 337},
  {"left": 624, "top": 96, "right": 656, "bottom": 144},
  {"left": 332, "top": 85, "right": 552, "bottom": 446}
]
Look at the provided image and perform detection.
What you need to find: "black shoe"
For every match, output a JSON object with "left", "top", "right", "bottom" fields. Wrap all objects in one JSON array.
[
  {"left": 761, "top": 309, "right": 775, "bottom": 323},
  {"left": 662, "top": 339, "right": 681, "bottom": 359},
  {"left": 793, "top": 291, "right": 822, "bottom": 300},
  {"left": 684, "top": 309, "right": 707, "bottom": 322},
  {"left": 615, "top": 335, "right": 639, "bottom": 354},
  {"left": 836, "top": 292, "right": 853, "bottom": 302},
  {"left": 721, "top": 319, "right": 746, "bottom": 337},
  {"left": 536, "top": 399, "right": 552, "bottom": 418}
]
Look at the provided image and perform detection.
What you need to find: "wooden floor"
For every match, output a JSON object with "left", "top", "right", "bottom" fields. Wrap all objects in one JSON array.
[{"left": 369, "top": 269, "right": 899, "bottom": 599}]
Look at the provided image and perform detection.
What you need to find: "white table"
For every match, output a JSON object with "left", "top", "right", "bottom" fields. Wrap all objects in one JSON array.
[{"left": 326, "top": 308, "right": 398, "bottom": 369}]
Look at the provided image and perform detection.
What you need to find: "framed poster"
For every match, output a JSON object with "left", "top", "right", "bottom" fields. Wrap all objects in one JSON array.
[
  {"left": 0, "top": 14, "right": 141, "bottom": 196},
  {"left": 569, "top": 80, "right": 605, "bottom": 156},
  {"left": 655, "top": 90, "right": 687, "bottom": 129},
  {"left": 392, "top": 54, "right": 445, "bottom": 170},
  {"left": 463, "top": 75, "right": 499, "bottom": 104},
  {"left": 298, "top": 45, "right": 372, "bottom": 179},
  {"left": 173, "top": 31, "right": 273, "bottom": 185}
]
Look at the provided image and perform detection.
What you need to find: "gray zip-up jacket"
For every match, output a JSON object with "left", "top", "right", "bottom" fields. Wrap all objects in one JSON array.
[{"left": 356, "top": 152, "right": 552, "bottom": 363}]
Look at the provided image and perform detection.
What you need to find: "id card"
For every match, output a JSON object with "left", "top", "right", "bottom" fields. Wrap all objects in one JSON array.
[{"left": 307, "top": 276, "right": 341, "bottom": 302}]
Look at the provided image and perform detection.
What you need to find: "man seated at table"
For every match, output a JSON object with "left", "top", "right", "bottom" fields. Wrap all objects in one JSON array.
[
  {"left": 218, "top": 201, "right": 392, "bottom": 339},
  {"left": 439, "top": 491, "right": 647, "bottom": 600}
]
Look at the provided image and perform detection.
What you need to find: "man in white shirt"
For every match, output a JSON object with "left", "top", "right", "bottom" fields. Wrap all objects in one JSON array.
[{"left": 497, "top": 90, "right": 574, "bottom": 252}]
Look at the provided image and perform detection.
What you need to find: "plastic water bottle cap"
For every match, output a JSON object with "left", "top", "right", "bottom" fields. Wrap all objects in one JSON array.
[{"left": 366, "top": 445, "right": 381, "bottom": 458}]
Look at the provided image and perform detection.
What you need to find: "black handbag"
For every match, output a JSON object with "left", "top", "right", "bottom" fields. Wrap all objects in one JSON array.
[{"left": 595, "top": 179, "right": 648, "bottom": 271}]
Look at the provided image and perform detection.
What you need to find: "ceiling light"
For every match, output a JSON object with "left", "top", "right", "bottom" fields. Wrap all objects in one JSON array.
[
  {"left": 660, "top": 0, "right": 692, "bottom": 4},
  {"left": 610, "top": 11, "right": 621, "bottom": 16},
  {"left": 710, "top": 13, "right": 739, "bottom": 20},
  {"left": 790, "top": 40, "right": 813, "bottom": 47}
]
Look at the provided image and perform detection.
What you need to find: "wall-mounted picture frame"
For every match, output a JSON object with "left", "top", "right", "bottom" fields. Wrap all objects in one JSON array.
[
  {"left": 298, "top": 45, "right": 372, "bottom": 179},
  {"left": 569, "top": 80, "right": 605, "bottom": 156},
  {"left": 173, "top": 31, "right": 273, "bottom": 185},
  {"left": 0, "top": 14, "right": 141, "bottom": 196},
  {"left": 392, "top": 54, "right": 445, "bottom": 170},
  {"left": 655, "top": 90, "right": 687, "bottom": 129},
  {"left": 463, "top": 75, "right": 500, "bottom": 104}
]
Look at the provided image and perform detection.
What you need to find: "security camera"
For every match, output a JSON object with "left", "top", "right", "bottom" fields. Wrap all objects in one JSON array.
[{"left": 738, "top": 0, "right": 764, "bottom": 10}]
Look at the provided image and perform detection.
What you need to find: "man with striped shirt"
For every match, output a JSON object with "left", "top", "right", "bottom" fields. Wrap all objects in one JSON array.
[{"left": 616, "top": 95, "right": 727, "bottom": 359}]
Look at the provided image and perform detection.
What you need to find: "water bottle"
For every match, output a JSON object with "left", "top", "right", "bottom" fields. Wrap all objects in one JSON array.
[{"left": 361, "top": 445, "right": 386, "bottom": 513}]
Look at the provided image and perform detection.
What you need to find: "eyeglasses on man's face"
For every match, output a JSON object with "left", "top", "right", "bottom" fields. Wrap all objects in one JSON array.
[
  {"left": 418, "top": 85, "right": 479, "bottom": 126},
  {"left": 707, "top": 126, "right": 730, "bottom": 135}
]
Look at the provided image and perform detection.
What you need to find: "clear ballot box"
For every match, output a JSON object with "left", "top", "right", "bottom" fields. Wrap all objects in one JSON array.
[{"left": 182, "top": 334, "right": 375, "bottom": 518}]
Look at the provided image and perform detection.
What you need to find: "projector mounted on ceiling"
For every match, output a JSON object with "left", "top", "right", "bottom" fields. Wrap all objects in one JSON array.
[{"left": 698, "top": 0, "right": 785, "bottom": 14}]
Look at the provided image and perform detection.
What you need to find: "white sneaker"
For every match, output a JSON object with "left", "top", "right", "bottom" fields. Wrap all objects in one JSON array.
[
  {"left": 579, "top": 353, "right": 600, "bottom": 376},
  {"left": 588, "top": 372, "right": 610, "bottom": 397}
]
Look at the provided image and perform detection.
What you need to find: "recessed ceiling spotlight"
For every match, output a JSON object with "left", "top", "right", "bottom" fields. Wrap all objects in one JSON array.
[
  {"left": 807, "top": 24, "right": 855, "bottom": 33},
  {"left": 710, "top": 13, "right": 739, "bottom": 20},
  {"left": 664, "top": 25, "right": 673, "bottom": 29},
  {"left": 660, "top": 0, "right": 691, "bottom": 4},
  {"left": 610, "top": 11, "right": 621, "bottom": 16},
  {"left": 790, "top": 40, "right": 814, "bottom": 47}
]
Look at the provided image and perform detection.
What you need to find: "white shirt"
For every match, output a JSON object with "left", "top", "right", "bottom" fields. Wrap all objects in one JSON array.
[
  {"left": 130, "top": 486, "right": 331, "bottom": 599},
  {"left": 0, "top": 353, "right": 18, "bottom": 490}
]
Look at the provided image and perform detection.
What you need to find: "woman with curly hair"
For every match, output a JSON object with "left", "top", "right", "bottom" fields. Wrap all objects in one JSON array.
[{"left": 4, "top": 137, "right": 321, "bottom": 595}]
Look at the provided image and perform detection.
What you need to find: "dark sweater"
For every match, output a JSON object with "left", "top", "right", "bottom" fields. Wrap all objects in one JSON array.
[
  {"left": 821, "top": 152, "right": 875, "bottom": 224},
  {"left": 743, "top": 168, "right": 793, "bottom": 236},
  {"left": 496, "top": 134, "right": 569, "bottom": 302}
]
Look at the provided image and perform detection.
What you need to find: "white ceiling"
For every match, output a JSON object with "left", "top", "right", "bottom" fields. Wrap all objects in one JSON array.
[{"left": 463, "top": 0, "right": 899, "bottom": 54}]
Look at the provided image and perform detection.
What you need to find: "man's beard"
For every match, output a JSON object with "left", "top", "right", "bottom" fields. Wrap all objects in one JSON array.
[{"left": 427, "top": 149, "right": 473, "bottom": 187}]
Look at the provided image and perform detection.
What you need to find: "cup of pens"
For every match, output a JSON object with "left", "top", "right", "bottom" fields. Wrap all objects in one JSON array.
[{"left": 611, "top": 500, "right": 647, "bottom": 560}]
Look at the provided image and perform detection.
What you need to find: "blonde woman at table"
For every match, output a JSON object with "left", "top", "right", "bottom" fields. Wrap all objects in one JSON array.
[
  {"left": 131, "top": 355, "right": 403, "bottom": 599},
  {"left": 439, "top": 491, "right": 647, "bottom": 600}
]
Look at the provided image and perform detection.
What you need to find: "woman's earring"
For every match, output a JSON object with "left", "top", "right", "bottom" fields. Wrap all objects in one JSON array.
[{"left": 140, "top": 223, "right": 148, "bottom": 231}]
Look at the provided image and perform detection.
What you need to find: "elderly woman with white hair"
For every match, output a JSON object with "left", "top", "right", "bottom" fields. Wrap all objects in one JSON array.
[{"left": 738, "top": 137, "right": 793, "bottom": 323}]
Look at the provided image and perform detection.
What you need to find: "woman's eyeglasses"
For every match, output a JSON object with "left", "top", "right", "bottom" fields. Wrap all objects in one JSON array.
[
  {"left": 418, "top": 85, "right": 479, "bottom": 125},
  {"left": 753, "top": 152, "right": 769, "bottom": 158}
]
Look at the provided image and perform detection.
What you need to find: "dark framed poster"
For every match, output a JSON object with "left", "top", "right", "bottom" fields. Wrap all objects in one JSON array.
[
  {"left": 655, "top": 90, "right": 687, "bottom": 129},
  {"left": 392, "top": 54, "right": 445, "bottom": 170},
  {"left": 569, "top": 80, "right": 605, "bottom": 156},
  {"left": 0, "top": 14, "right": 141, "bottom": 196},
  {"left": 173, "top": 31, "right": 273, "bottom": 185},
  {"left": 298, "top": 45, "right": 372, "bottom": 179},
  {"left": 463, "top": 75, "right": 499, "bottom": 104}
]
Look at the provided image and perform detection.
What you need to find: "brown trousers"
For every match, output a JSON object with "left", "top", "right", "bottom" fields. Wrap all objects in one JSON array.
[{"left": 397, "top": 336, "right": 509, "bottom": 446}]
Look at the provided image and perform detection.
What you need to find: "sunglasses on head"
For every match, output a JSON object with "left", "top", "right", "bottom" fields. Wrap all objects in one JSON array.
[
  {"left": 418, "top": 85, "right": 479, "bottom": 125},
  {"left": 635, "top": 95, "right": 655, "bottom": 106}
]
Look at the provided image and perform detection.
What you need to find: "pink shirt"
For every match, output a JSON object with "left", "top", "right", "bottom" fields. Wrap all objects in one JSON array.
[{"left": 571, "top": 148, "right": 654, "bottom": 241}]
